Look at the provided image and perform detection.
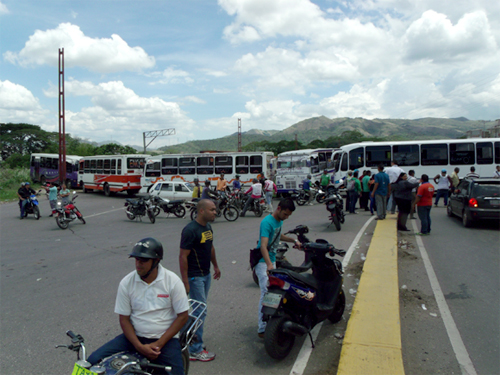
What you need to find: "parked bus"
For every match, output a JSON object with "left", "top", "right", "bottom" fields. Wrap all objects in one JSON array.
[
  {"left": 30, "top": 153, "right": 82, "bottom": 188},
  {"left": 333, "top": 138, "right": 500, "bottom": 185},
  {"left": 274, "top": 148, "right": 340, "bottom": 194},
  {"left": 78, "top": 154, "right": 147, "bottom": 196},
  {"left": 141, "top": 151, "right": 274, "bottom": 190}
]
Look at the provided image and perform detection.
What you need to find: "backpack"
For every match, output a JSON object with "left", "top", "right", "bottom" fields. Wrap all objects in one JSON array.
[{"left": 346, "top": 178, "right": 356, "bottom": 191}]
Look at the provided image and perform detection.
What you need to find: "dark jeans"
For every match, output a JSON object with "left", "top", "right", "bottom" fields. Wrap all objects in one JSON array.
[
  {"left": 434, "top": 189, "right": 448, "bottom": 206},
  {"left": 417, "top": 205, "right": 432, "bottom": 234},
  {"left": 348, "top": 191, "right": 358, "bottom": 213},
  {"left": 241, "top": 196, "right": 255, "bottom": 216},
  {"left": 88, "top": 334, "right": 184, "bottom": 375},
  {"left": 360, "top": 192, "right": 370, "bottom": 210}
]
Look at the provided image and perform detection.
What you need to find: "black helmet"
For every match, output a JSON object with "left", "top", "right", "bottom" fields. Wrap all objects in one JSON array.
[
  {"left": 205, "top": 180, "right": 211, "bottom": 186},
  {"left": 129, "top": 238, "right": 163, "bottom": 260}
]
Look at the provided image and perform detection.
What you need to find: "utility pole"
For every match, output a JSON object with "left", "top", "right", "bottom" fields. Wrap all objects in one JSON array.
[
  {"left": 238, "top": 118, "right": 242, "bottom": 152},
  {"left": 143, "top": 128, "right": 176, "bottom": 153},
  {"left": 58, "top": 48, "right": 66, "bottom": 186}
]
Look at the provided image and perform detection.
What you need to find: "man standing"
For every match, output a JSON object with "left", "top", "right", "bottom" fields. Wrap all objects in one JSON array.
[
  {"left": 255, "top": 198, "right": 300, "bottom": 338},
  {"left": 385, "top": 161, "right": 404, "bottom": 214},
  {"left": 361, "top": 171, "right": 371, "bottom": 211},
  {"left": 407, "top": 170, "right": 419, "bottom": 220},
  {"left": 179, "top": 200, "right": 220, "bottom": 362},
  {"left": 232, "top": 175, "right": 242, "bottom": 191},
  {"left": 42, "top": 182, "right": 59, "bottom": 217},
  {"left": 413, "top": 174, "right": 435, "bottom": 236},
  {"left": 263, "top": 177, "right": 277, "bottom": 212},
  {"left": 302, "top": 174, "right": 314, "bottom": 206},
  {"left": 320, "top": 169, "right": 330, "bottom": 191},
  {"left": 88, "top": 238, "right": 189, "bottom": 375},
  {"left": 349, "top": 171, "right": 362, "bottom": 214},
  {"left": 371, "top": 164, "right": 391, "bottom": 220},
  {"left": 433, "top": 169, "right": 452, "bottom": 207},
  {"left": 216, "top": 173, "right": 228, "bottom": 194},
  {"left": 450, "top": 168, "right": 460, "bottom": 190}
]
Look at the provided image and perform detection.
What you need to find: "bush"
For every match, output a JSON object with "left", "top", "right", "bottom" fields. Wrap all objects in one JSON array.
[
  {"left": 0, "top": 168, "right": 32, "bottom": 201},
  {"left": 2, "top": 153, "right": 31, "bottom": 169}
]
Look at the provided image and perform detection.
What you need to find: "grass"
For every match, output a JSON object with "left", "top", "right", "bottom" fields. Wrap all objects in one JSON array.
[{"left": 0, "top": 168, "right": 42, "bottom": 202}]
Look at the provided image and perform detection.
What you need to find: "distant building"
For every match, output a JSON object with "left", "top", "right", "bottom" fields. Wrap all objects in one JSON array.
[{"left": 466, "top": 119, "right": 500, "bottom": 138}]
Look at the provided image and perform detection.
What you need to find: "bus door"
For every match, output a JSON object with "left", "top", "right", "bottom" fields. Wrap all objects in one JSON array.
[{"left": 32, "top": 156, "right": 40, "bottom": 181}]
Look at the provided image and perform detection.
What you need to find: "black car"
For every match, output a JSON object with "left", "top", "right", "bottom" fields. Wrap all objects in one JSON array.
[{"left": 447, "top": 178, "right": 500, "bottom": 227}]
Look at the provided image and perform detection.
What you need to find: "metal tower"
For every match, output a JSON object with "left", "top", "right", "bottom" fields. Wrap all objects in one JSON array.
[
  {"left": 58, "top": 48, "right": 66, "bottom": 186},
  {"left": 238, "top": 118, "right": 242, "bottom": 152}
]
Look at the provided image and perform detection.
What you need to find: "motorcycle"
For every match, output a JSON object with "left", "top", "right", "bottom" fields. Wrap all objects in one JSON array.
[
  {"left": 324, "top": 188, "right": 345, "bottom": 231},
  {"left": 252, "top": 225, "right": 313, "bottom": 286},
  {"left": 261, "top": 236, "right": 346, "bottom": 360},
  {"left": 315, "top": 188, "right": 327, "bottom": 203},
  {"left": 55, "top": 193, "right": 86, "bottom": 229},
  {"left": 292, "top": 187, "right": 319, "bottom": 206},
  {"left": 56, "top": 299, "right": 206, "bottom": 375},
  {"left": 124, "top": 196, "right": 155, "bottom": 224},
  {"left": 187, "top": 195, "right": 239, "bottom": 222},
  {"left": 151, "top": 195, "right": 186, "bottom": 218},
  {"left": 23, "top": 192, "right": 41, "bottom": 220},
  {"left": 240, "top": 194, "right": 265, "bottom": 217}
]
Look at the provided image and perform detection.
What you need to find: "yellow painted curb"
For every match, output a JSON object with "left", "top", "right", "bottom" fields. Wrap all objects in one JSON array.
[{"left": 337, "top": 215, "right": 405, "bottom": 375}]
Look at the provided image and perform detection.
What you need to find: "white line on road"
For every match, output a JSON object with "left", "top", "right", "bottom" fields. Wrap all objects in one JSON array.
[
  {"left": 411, "top": 220, "right": 478, "bottom": 375},
  {"left": 85, "top": 207, "right": 125, "bottom": 218},
  {"left": 289, "top": 216, "right": 375, "bottom": 375}
]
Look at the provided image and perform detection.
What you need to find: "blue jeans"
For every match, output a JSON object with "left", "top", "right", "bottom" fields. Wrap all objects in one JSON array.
[
  {"left": 434, "top": 189, "right": 448, "bottom": 206},
  {"left": 375, "top": 194, "right": 387, "bottom": 219},
  {"left": 20, "top": 199, "right": 29, "bottom": 217},
  {"left": 417, "top": 206, "right": 432, "bottom": 234},
  {"left": 88, "top": 334, "right": 184, "bottom": 375},
  {"left": 348, "top": 191, "right": 358, "bottom": 213},
  {"left": 265, "top": 191, "right": 273, "bottom": 210},
  {"left": 188, "top": 273, "right": 211, "bottom": 354},
  {"left": 256, "top": 261, "right": 275, "bottom": 333}
]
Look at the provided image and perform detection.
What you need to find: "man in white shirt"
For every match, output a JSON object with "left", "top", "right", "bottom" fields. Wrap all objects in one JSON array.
[
  {"left": 241, "top": 178, "right": 263, "bottom": 217},
  {"left": 88, "top": 238, "right": 189, "bottom": 375},
  {"left": 385, "top": 161, "right": 404, "bottom": 214}
]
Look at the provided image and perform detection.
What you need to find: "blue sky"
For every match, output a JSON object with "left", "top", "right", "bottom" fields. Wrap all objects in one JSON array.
[{"left": 1, "top": 0, "right": 499, "bottom": 148}]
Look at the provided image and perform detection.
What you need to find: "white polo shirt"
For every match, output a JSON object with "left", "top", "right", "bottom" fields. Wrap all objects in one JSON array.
[{"left": 115, "top": 265, "right": 189, "bottom": 339}]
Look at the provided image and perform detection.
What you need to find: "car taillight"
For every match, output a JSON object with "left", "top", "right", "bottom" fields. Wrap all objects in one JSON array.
[
  {"left": 268, "top": 276, "right": 285, "bottom": 288},
  {"left": 468, "top": 198, "right": 478, "bottom": 208}
]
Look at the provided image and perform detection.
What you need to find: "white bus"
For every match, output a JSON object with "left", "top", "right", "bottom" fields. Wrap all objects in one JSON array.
[
  {"left": 78, "top": 154, "right": 148, "bottom": 196},
  {"left": 333, "top": 138, "right": 500, "bottom": 184},
  {"left": 141, "top": 151, "right": 275, "bottom": 190},
  {"left": 275, "top": 148, "right": 341, "bottom": 194}
]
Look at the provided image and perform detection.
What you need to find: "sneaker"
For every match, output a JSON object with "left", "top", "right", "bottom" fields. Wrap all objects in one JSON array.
[
  {"left": 308, "top": 203, "right": 313, "bottom": 206},
  {"left": 190, "top": 350, "right": 215, "bottom": 362}
]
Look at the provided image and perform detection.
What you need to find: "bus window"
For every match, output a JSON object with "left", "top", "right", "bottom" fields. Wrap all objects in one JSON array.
[
  {"left": 117, "top": 159, "right": 122, "bottom": 175},
  {"left": 103, "top": 159, "right": 111, "bottom": 175},
  {"left": 341, "top": 153, "right": 348, "bottom": 171},
  {"left": 477, "top": 142, "right": 493, "bottom": 164},
  {"left": 250, "top": 155, "right": 263, "bottom": 174},
  {"left": 421, "top": 144, "right": 448, "bottom": 165},
  {"left": 325, "top": 151, "right": 333, "bottom": 168},
  {"left": 393, "top": 145, "right": 419, "bottom": 166},
  {"left": 236, "top": 156, "right": 249, "bottom": 174},
  {"left": 84, "top": 160, "right": 90, "bottom": 173},
  {"left": 97, "top": 159, "right": 103, "bottom": 174},
  {"left": 31, "top": 156, "right": 36, "bottom": 167},
  {"left": 51, "top": 158, "right": 59, "bottom": 170},
  {"left": 90, "top": 160, "right": 97, "bottom": 173},
  {"left": 215, "top": 156, "right": 233, "bottom": 174},
  {"left": 127, "top": 157, "right": 145, "bottom": 169},
  {"left": 179, "top": 157, "right": 195, "bottom": 175},
  {"left": 332, "top": 153, "right": 341, "bottom": 172},
  {"left": 366, "top": 145, "right": 391, "bottom": 167},
  {"left": 146, "top": 162, "right": 161, "bottom": 177},
  {"left": 495, "top": 142, "right": 500, "bottom": 164},
  {"left": 311, "top": 156, "right": 319, "bottom": 174},
  {"left": 111, "top": 159, "right": 116, "bottom": 175},
  {"left": 66, "top": 161, "right": 73, "bottom": 173},
  {"left": 450, "top": 143, "right": 474, "bottom": 165},
  {"left": 349, "top": 147, "right": 364, "bottom": 170},
  {"left": 79, "top": 161, "right": 84, "bottom": 174},
  {"left": 197, "top": 156, "right": 214, "bottom": 175},
  {"left": 162, "top": 158, "right": 178, "bottom": 175}
]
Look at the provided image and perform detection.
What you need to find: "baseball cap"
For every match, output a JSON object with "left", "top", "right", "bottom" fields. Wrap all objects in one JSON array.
[{"left": 441, "top": 169, "right": 447, "bottom": 173}]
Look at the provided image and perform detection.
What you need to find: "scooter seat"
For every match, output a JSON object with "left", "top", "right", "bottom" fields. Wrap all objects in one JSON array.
[{"left": 271, "top": 268, "right": 318, "bottom": 290}]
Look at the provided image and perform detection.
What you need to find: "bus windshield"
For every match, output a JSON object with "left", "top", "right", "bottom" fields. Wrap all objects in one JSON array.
[{"left": 277, "top": 156, "right": 308, "bottom": 170}]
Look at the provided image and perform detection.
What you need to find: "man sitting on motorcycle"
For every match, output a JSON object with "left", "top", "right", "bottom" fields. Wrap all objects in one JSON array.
[
  {"left": 240, "top": 178, "right": 262, "bottom": 217},
  {"left": 88, "top": 238, "right": 189, "bottom": 375},
  {"left": 17, "top": 182, "right": 36, "bottom": 219}
]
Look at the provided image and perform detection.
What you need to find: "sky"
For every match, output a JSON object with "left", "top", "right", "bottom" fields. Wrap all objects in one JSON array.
[{"left": 1, "top": 0, "right": 499, "bottom": 148}]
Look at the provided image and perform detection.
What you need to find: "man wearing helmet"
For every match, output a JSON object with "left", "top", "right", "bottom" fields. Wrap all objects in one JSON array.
[
  {"left": 88, "top": 238, "right": 189, "bottom": 374},
  {"left": 192, "top": 178, "right": 201, "bottom": 199},
  {"left": 179, "top": 199, "right": 220, "bottom": 362},
  {"left": 17, "top": 182, "right": 36, "bottom": 219}
]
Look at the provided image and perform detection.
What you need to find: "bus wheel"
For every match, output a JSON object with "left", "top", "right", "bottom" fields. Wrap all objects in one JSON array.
[
  {"left": 104, "top": 183, "right": 111, "bottom": 197},
  {"left": 83, "top": 184, "right": 90, "bottom": 193}
]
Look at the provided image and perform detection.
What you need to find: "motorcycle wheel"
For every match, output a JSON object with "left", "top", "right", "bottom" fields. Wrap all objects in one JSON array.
[
  {"left": 252, "top": 268, "right": 259, "bottom": 286},
  {"left": 56, "top": 214, "right": 69, "bottom": 230},
  {"left": 328, "top": 289, "right": 346, "bottom": 323},
  {"left": 190, "top": 209, "right": 197, "bottom": 221},
  {"left": 264, "top": 315, "right": 296, "bottom": 360},
  {"left": 332, "top": 214, "right": 341, "bottom": 231},
  {"left": 296, "top": 194, "right": 307, "bottom": 206},
  {"left": 79, "top": 216, "right": 86, "bottom": 224},
  {"left": 223, "top": 205, "right": 239, "bottom": 221},
  {"left": 126, "top": 208, "right": 136, "bottom": 221},
  {"left": 339, "top": 210, "right": 345, "bottom": 224},
  {"left": 182, "top": 348, "right": 190, "bottom": 375},
  {"left": 254, "top": 205, "right": 263, "bottom": 217},
  {"left": 316, "top": 194, "right": 326, "bottom": 204},
  {"left": 174, "top": 205, "right": 186, "bottom": 218},
  {"left": 33, "top": 206, "right": 40, "bottom": 220},
  {"left": 153, "top": 206, "right": 161, "bottom": 217},
  {"left": 147, "top": 210, "right": 156, "bottom": 224}
]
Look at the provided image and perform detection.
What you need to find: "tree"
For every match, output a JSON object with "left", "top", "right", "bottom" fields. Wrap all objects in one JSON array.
[
  {"left": 2, "top": 153, "right": 31, "bottom": 168},
  {"left": 94, "top": 143, "right": 137, "bottom": 155},
  {"left": 0, "top": 123, "right": 57, "bottom": 160}
]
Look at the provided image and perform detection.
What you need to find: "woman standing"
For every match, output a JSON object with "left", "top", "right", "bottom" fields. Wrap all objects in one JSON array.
[{"left": 391, "top": 173, "right": 419, "bottom": 231}]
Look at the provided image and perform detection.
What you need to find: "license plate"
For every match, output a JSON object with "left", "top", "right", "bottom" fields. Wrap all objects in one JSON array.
[
  {"left": 262, "top": 293, "right": 282, "bottom": 309},
  {"left": 490, "top": 200, "right": 500, "bottom": 206},
  {"left": 71, "top": 363, "right": 97, "bottom": 375}
]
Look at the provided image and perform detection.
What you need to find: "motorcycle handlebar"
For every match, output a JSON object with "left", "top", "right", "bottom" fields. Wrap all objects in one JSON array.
[{"left": 66, "top": 330, "right": 77, "bottom": 339}]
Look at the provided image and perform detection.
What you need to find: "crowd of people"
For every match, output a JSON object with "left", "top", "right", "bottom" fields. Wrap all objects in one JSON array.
[{"left": 16, "top": 181, "right": 71, "bottom": 219}]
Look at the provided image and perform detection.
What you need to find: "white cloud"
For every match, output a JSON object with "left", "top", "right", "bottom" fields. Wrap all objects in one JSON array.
[
  {"left": 0, "top": 80, "right": 50, "bottom": 123},
  {"left": 0, "top": 1, "right": 9, "bottom": 14},
  {"left": 155, "top": 66, "right": 193, "bottom": 85},
  {"left": 3, "top": 23, "right": 155, "bottom": 73},
  {"left": 181, "top": 96, "right": 206, "bottom": 104}
]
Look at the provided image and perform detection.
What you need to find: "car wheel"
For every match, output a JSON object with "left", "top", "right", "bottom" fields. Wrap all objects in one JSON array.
[
  {"left": 462, "top": 209, "right": 473, "bottom": 227},
  {"left": 446, "top": 204, "right": 454, "bottom": 217}
]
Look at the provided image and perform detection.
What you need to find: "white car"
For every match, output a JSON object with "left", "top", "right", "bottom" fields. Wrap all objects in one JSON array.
[{"left": 149, "top": 181, "right": 193, "bottom": 201}]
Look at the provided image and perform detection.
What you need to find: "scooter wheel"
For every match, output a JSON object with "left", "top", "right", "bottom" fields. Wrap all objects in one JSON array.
[
  {"left": 328, "top": 289, "right": 345, "bottom": 323},
  {"left": 264, "top": 315, "right": 295, "bottom": 360}
]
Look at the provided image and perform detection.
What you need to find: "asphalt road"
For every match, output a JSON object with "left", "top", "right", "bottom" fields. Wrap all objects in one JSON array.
[{"left": 0, "top": 192, "right": 374, "bottom": 375}]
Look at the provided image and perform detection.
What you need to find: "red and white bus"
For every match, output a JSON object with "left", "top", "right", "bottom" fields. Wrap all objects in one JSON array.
[{"left": 78, "top": 154, "right": 147, "bottom": 196}]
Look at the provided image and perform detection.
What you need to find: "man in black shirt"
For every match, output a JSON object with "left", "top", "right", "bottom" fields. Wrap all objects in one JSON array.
[
  {"left": 179, "top": 199, "right": 220, "bottom": 362},
  {"left": 17, "top": 182, "right": 36, "bottom": 219}
]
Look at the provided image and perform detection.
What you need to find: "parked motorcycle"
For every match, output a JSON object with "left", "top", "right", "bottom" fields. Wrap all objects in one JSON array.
[
  {"left": 187, "top": 196, "right": 239, "bottom": 222},
  {"left": 252, "top": 225, "right": 313, "bottom": 286},
  {"left": 124, "top": 196, "right": 155, "bottom": 224},
  {"left": 151, "top": 195, "right": 186, "bottom": 218},
  {"left": 315, "top": 188, "right": 327, "bottom": 203},
  {"left": 23, "top": 192, "right": 41, "bottom": 220},
  {"left": 292, "top": 187, "right": 319, "bottom": 206},
  {"left": 324, "top": 188, "right": 345, "bottom": 231},
  {"left": 261, "top": 237, "right": 346, "bottom": 360},
  {"left": 55, "top": 193, "right": 86, "bottom": 229},
  {"left": 56, "top": 299, "right": 206, "bottom": 375}
]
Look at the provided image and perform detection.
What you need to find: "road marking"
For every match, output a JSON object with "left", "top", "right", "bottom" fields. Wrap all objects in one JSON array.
[
  {"left": 411, "top": 221, "right": 478, "bottom": 375},
  {"left": 289, "top": 216, "right": 376, "bottom": 375},
  {"left": 85, "top": 207, "right": 125, "bottom": 218}
]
